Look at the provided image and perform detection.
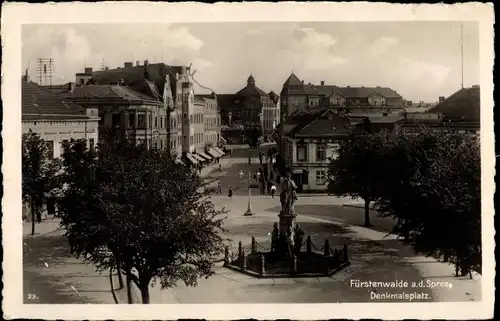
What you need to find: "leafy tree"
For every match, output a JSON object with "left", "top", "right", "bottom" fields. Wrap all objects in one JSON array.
[
  {"left": 58, "top": 136, "right": 227, "bottom": 303},
  {"left": 327, "top": 131, "right": 390, "bottom": 226},
  {"left": 22, "top": 129, "right": 61, "bottom": 235},
  {"left": 374, "top": 129, "right": 481, "bottom": 277}
]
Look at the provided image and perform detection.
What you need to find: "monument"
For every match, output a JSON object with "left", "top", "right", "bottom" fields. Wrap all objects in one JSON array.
[{"left": 224, "top": 170, "right": 350, "bottom": 277}]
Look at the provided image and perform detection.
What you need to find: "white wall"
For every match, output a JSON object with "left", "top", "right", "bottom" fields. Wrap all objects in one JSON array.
[{"left": 22, "top": 119, "right": 99, "bottom": 158}]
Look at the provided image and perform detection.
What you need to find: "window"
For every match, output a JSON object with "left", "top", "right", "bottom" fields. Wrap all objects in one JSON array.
[
  {"left": 316, "top": 170, "right": 326, "bottom": 185},
  {"left": 155, "top": 117, "right": 158, "bottom": 128},
  {"left": 45, "top": 141, "right": 54, "bottom": 158},
  {"left": 296, "top": 144, "right": 307, "bottom": 161},
  {"left": 89, "top": 138, "right": 95, "bottom": 150},
  {"left": 160, "top": 117, "right": 163, "bottom": 128},
  {"left": 112, "top": 114, "right": 121, "bottom": 128},
  {"left": 316, "top": 145, "right": 326, "bottom": 161},
  {"left": 129, "top": 114, "right": 135, "bottom": 128},
  {"left": 149, "top": 115, "right": 153, "bottom": 128},
  {"left": 138, "top": 115, "right": 145, "bottom": 127}
]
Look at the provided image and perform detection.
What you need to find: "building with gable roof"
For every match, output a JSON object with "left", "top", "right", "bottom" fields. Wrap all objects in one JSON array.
[
  {"left": 279, "top": 72, "right": 406, "bottom": 120},
  {"left": 280, "top": 108, "right": 352, "bottom": 192},
  {"left": 76, "top": 61, "right": 223, "bottom": 165},
  {"left": 217, "top": 74, "right": 279, "bottom": 144},
  {"left": 22, "top": 73, "right": 99, "bottom": 159}
]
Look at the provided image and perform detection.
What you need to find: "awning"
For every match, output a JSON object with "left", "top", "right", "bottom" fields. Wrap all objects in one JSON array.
[
  {"left": 208, "top": 148, "right": 221, "bottom": 158},
  {"left": 192, "top": 154, "right": 205, "bottom": 162},
  {"left": 213, "top": 146, "right": 225, "bottom": 156},
  {"left": 220, "top": 137, "right": 227, "bottom": 143},
  {"left": 199, "top": 152, "right": 212, "bottom": 160},
  {"left": 185, "top": 153, "right": 198, "bottom": 164}
]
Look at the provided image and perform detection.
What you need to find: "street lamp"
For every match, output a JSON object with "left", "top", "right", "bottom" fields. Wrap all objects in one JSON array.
[{"left": 239, "top": 170, "right": 254, "bottom": 216}]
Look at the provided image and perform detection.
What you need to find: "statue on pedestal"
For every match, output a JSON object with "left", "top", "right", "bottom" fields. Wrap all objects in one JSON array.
[{"left": 279, "top": 171, "right": 298, "bottom": 216}]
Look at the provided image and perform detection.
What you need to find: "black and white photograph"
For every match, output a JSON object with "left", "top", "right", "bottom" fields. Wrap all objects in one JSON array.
[{"left": 2, "top": 2, "right": 495, "bottom": 320}]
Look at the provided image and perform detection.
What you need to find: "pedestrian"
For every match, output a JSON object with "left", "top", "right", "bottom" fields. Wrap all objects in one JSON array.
[
  {"left": 217, "top": 180, "right": 222, "bottom": 194},
  {"left": 219, "top": 163, "right": 222, "bottom": 172},
  {"left": 270, "top": 170, "right": 274, "bottom": 180},
  {"left": 259, "top": 152, "right": 262, "bottom": 165},
  {"left": 248, "top": 156, "right": 251, "bottom": 166},
  {"left": 267, "top": 180, "right": 272, "bottom": 194},
  {"left": 228, "top": 185, "right": 233, "bottom": 198},
  {"left": 276, "top": 173, "right": 281, "bottom": 184},
  {"left": 271, "top": 183, "right": 276, "bottom": 199}
]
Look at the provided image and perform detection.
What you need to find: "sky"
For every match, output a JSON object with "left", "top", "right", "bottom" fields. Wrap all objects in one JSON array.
[{"left": 22, "top": 22, "right": 479, "bottom": 102}]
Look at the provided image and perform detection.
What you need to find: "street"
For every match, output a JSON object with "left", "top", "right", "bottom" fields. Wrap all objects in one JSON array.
[{"left": 23, "top": 146, "right": 481, "bottom": 304}]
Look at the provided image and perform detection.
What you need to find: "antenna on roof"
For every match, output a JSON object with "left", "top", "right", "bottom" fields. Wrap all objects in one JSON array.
[{"left": 460, "top": 23, "right": 464, "bottom": 89}]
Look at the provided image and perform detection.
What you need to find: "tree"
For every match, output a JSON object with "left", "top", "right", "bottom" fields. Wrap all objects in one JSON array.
[
  {"left": 374, "top": 129, "right": 481, "bottom": 277},
  {"left": 58, "top": 137, "right": 227, "bottom": 303},
  {"left": 328, "top": 131, "right": 389, "bottom": 226},
  {"left": 22, "top": 129, "right": 61, "bottom": 235}
]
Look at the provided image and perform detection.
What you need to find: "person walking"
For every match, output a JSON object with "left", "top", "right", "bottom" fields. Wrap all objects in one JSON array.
[
  {"left": 271, "top": 183, "right": 276, "bottom": 199},
  {"left": 228, "top": 185, "right": 233, "bottom": 198},
  {"left": 248, "top": 156, "right": 252, "bottom": 166},
  {"left": 219, "top": 163, "right": 222, "bottom": 172},
  {"left": 217, "top": 180, "right": 222, "bottom": 194},
  {"left": 259, "top": 152, "right": 263, "bottom": 165}
]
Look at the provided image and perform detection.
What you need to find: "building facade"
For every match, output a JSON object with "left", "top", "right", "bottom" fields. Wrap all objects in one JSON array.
[
  {"left": 281, "top": 109, "right": 352, "bottom": 192},
  {"left": 83, "top": 61, "right": 223, "bottom": 164},
  {"left": 279, "top": 72, "right": 406, "bottom": 121},
  {"left": 66, "top": 84, "right": 168, "bottom": 150},
  {"left": 217, "top": 75, "right": 279, "bottom": 144}
]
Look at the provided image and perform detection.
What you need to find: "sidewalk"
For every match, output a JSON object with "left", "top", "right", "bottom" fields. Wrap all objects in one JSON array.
[{"left": 23, "top": 217, "right": 62, "bottom": 238}]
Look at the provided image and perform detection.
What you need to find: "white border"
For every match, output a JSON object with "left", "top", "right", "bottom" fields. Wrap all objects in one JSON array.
[{"left": 1, "top": 2, "right": 495, "bottom": 320}]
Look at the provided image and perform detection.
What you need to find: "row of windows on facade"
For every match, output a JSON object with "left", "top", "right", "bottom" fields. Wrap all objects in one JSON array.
[
  {"left": 100, "top": 112, "right": 220, "bottom": 129},
  {"left": 295, "top": 144, "right": 339, "bottom": 162},
  {"left": 45, "top": 138, "right": 95, "bottom": 158},
  {"left": 283, "top": 97, "right": 388, "bottom": 108}
]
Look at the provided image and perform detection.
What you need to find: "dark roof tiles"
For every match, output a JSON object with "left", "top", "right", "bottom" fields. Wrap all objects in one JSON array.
[
  {"left": 428, "top": 86, "right": 480, "bottom": 122},
  {"left": 22, "top": 81, "right": 90, "bottom": 120}
]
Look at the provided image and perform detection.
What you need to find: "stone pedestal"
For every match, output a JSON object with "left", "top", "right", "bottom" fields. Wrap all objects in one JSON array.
[{"left": 278, "top": 211, "right": 296, "bottom": 234}]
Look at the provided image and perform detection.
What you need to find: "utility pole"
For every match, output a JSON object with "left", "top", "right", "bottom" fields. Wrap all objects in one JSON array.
[{"left": 461, "top": 23, "right": 464, "bottom": 89}]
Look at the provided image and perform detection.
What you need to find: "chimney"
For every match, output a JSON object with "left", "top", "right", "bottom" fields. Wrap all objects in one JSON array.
[
  {"left": 144, "top": 60, "right": 150, "bottom": 79},
  {"left": 124, "top": 62, "right": 133, "bottom": 68},
  {"left": 320, "top": 81, "right": 324, "bottom": 86},
  {"left": 301, "top": 80, "right": 304, "bottom": 84},
  {"left": 438, "top": 96, "right": 445, "bottom": 103},
  {"left": 23, "top": 69, "right": 30, "bottom": 82},
  {"left": 68, "top": 82, "right": 75, "bottom": 93},
  {"left": 84, "top": 67, "right": 93, "bottom": 74}
]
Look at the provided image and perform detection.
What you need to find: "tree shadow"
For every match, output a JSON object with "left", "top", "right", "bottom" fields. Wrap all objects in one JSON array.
[{"left": 23, "top": 232, "right": 116, "bottom": 304}]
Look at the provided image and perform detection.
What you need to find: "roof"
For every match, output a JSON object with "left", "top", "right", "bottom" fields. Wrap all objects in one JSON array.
[
  {"left": 235, "top": 84, "right": 269, "bottom": 97},
  {"left": 363, "top": 115, "right": 405, "bottom": 124},
  {"left": 283, "top": 108, "right": 337, "bottom": 137},
  {"left": 22, "top": 81, "right": 90, "bottom": 121},
  {"left": 194, "top": 95, "right": 206, "bottom": 104},
  {"left": 427, "top": 86, "right": 480, "bottom": 122},
  {"left": 68, "top": 85, "right": 162, "bottom": 104},
  {"left": 281, "top": 73, "right": 402, "bottom": 99},
  {"left": 91, "top": 63, "right": 183, "bottom": 102},
  {"left": 294, "top": 111, "right": 352, "bottom": 137},
  {"left": 282, "top": 72, "right": 303, "bottom": 87}
]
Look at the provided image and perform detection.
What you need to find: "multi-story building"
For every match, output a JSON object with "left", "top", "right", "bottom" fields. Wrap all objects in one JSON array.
[
  {"left": 280, "top": 108, "right": 352, "bottom": 192},
  {"left": 85, "top": 61, "right": 223, "bottom": 165},
  {"left": 217, "top": 75, "right": 279, "bottom": 144},
  {"left": 22, "top": 72, "right": 99, "bottom": 220},
  {"left": 64, "top": 84, "right": 168, "bottom": 150},
  {"left": 279, "top": 72, "right": 406, "bottom": 120}
]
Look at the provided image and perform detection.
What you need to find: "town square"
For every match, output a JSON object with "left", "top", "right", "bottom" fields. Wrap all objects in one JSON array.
[{"left": 1, "top": 5, "right": 493, "bottom": 319}]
